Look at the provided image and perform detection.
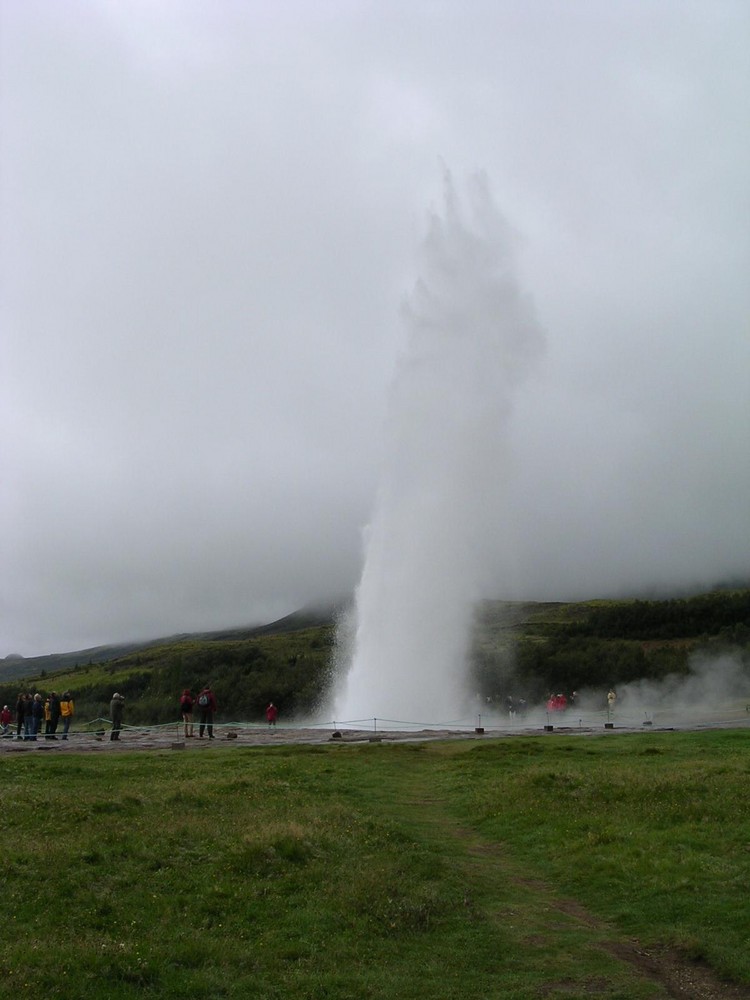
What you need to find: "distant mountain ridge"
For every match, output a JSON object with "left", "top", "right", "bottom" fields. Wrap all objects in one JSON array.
[{"left": 0, "top": 603, "right": 343, "bottom": 684}]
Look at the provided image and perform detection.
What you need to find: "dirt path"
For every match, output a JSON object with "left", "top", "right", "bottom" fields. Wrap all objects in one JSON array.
[
  {"left": 385, "top": 770, "right": 750, "bottom": 1000},
  {"left": 461, "top": 833, "right": 750, "bottom": 1000}
]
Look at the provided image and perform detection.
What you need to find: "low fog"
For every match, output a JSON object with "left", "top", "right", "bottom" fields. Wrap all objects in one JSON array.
[
  {"left": 440, "top": 650, "right": 750, "bottom": 734},
  {"left": 2, "top": 2, "right": 749, "bottom": 656},
  {"left": 598, "top": 650, "right": 750, "bottom": 726}
]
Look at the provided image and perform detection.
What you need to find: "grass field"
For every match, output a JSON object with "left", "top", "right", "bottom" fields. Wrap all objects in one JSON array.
[{"left": 1, "top": 729, "right": 748, "bottom": 999}]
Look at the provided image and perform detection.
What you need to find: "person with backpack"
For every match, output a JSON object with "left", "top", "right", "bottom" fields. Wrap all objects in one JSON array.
[
  {"left": 179, "top": 689, "right": 194, "bottom": 738},
  {"left": 197, "top": 686, "right": 217, "bottom": 739}
]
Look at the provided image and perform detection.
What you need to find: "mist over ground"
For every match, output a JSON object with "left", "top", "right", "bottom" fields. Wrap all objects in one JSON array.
[
  {"left": 2, "top": 2, "right": 749, "bottom": 656},
  {"left": 451, "top": 649, "right": 750, "bottom": 734},
  {"left": 604, "top": 650, "right": 750, "bottom": 724}
]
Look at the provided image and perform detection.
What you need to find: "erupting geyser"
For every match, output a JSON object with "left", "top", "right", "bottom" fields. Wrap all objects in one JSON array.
[{"left": 336, "top": 171, "right": 544, "bottom": 724}]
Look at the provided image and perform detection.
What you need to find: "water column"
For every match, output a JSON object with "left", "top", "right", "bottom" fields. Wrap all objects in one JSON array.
[{"left": 336, "top": 171, "right": 544, "bottom": 725}]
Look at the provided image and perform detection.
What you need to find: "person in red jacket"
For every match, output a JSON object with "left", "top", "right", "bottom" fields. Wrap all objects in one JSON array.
[
  {"left": 196, "top": 686, "right": 217, "bottom": 739},
  {"left": 266, "top": 702, "right": 278, "bottom": 727}
]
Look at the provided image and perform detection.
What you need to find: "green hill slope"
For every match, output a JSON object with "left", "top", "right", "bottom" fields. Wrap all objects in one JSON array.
[
  {"left": 471, "top": 590, "right": 750, "bottom": 701},
  {"left": 0, "top": 604, "right": 340, "bottom": 684}
]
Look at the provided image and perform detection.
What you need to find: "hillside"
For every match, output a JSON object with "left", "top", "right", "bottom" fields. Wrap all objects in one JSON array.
[
  {"left": 0, "top": 603, "right": 341, "bottom": 684},
  {"left": 471, "top": 589, "right": 750, "bottom": 701},
  {"left": 1, "top": 589, "right": 748, "bottom": 726}
]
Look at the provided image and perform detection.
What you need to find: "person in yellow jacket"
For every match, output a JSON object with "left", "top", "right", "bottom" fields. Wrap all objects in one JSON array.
[{"left": 60, "top": 692, "right": 75, "bottom": 741}]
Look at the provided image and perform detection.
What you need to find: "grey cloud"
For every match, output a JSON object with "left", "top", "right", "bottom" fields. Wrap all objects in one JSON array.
[{"left": 1, "top": 0, "right": 748, "bottom": 655}]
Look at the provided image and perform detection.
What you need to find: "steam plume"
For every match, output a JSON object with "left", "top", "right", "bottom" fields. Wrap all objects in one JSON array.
[{"left": 335, "top": 171, "right": 544, "bottom": 723}]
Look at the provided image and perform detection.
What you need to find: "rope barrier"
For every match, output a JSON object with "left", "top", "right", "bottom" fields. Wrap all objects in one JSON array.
[{"left": 5, "top": 708, "right": 750, "bottom": 742}]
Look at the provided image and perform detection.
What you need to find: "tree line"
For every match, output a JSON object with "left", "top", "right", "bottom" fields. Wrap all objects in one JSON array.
[
  {"left": 564, "top": 590, "right": 750, "bottom": 641},
  {"left": 471, "top": 589, "right": 750, "bottom": 702}
]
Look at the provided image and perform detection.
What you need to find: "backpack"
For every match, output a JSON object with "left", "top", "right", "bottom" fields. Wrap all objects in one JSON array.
[{"left": 198, "top": 693, "right": 209, "bottom": 707}]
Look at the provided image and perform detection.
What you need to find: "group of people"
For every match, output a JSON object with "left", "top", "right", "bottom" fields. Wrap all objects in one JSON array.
[
  {"left": 177, "top": 688, "right": 279, "bottom": 739},
  {"left": 6, "top": 691, "right": 76, "bottom": 740},
  {"left": 3, "top": 687, "right": 279, "bottom": 742},
  {"left": 544, "top": 690, "right": 617, "bottom": 714},
  {"left": 504, "top": 696, "right": 529, "bottom": 719},
  {"left": 178, "top": 686, "right": 218, "bottom": 739},
  {"left": 546, "top": 692, "right": 576, "bottom": 713}
]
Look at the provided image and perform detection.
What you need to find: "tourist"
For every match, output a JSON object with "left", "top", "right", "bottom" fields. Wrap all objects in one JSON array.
[
  {"left": 196, "top": 686, "right": 217, "bottom": 739},
  {"left": 60, "top": 692, "right": 75, "bottom": 740},
  {"left": 30, "top": 693, "right": 44, "bottom": 740},
  {"left": 0, "top": 705, "right": 11, "bottom": 735},
  {"left": 110, "top": 693, "right": 125, "bottom": 741},
  {"left": 180, "top": 689, "right": 194, "bottom": 738},
  {"left": 48, "top": 691, "right": 61, "bottom": 737},
  {"left": 15, "top": 694, "right": 26, "bottom": 739},
  {"left": 44, "top": 691, "right": 61, "bottom": 739},
  {"left": 266, "top": 702, "right": 278, "bottom": 727},
  {"left": 22, "top": 694, "right": 33, "bottom": 740}
]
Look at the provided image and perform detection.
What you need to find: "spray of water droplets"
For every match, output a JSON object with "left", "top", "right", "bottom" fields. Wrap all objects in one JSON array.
[{"left": 335, "top": 170, "right": 545, "bottom": 725}]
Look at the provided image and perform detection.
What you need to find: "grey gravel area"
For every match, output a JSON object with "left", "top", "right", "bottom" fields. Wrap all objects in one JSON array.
[{"left": 1, "top": 715, "right": 747, "bottom": 753}]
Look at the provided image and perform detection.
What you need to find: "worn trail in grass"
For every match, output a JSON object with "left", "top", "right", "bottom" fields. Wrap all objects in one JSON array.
[
  {"left": 370, "top": 752, "right": 658, "bottom": 999},
  {"left": 368, "top": 740, "right": 749, "bottom": 1000}
]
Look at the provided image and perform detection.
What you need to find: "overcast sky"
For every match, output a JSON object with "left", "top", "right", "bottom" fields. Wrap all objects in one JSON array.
[{"left": 2, "top": 0, "right": 749, "bottom": 657}]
